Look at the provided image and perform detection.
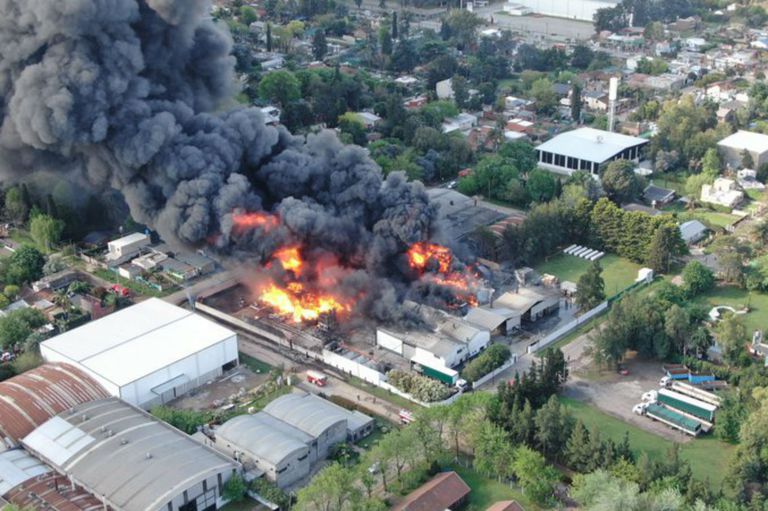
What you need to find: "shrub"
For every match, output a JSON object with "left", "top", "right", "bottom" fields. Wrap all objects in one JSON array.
[
  {"left": 222, "top": 474, "right": 247, "bottom": 502},
  {"left": 251, "top": 479, "right": 291, "bottom": 509},
  {"left": 387, "top": 370, "right": 452, "bottom": 402},
  {"left": 461, "top": 344, "right": 511, "bottom": 382}
]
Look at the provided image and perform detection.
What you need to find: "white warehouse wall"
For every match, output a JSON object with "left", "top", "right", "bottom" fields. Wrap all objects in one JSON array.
[
  {"left": 120, "top": 335, "right": 239, "bottom": 408},
  {"left": 39, "top": 344, "right": 122, "bottom": 398},
  {"left": 513, "top": 0, "right": 619, "bottom": 21}
]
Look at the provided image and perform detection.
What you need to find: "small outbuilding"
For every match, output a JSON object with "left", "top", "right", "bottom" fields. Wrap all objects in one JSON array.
[
  {"left": 679, "top": 220, "right": 709, "bottom": 245},
  {"left": 393, "top": 471, "right": 471, "bottom": 511}
]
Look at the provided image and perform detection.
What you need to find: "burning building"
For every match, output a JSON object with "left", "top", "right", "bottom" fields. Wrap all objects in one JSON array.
[{"left": 0, "top": 0, "right": 482, "bottom": 326}]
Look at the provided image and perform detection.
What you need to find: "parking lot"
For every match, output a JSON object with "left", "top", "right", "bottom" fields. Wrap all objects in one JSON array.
[{"left": 562, "top": 334, "right": 696, "bottom": 443}]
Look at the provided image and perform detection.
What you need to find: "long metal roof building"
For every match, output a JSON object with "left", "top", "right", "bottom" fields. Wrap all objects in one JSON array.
[
  {"left": 0, "top": 363, "right": 109, "bottom": 447},
  {"left": 263, "top": 393, "right": 351, "bottom": 439},
  {"left": 22, "top": 398, "right": 240, "bottom": 511},
  {"left": 216, "top": 413, "right": 310, "bottom": 467}
]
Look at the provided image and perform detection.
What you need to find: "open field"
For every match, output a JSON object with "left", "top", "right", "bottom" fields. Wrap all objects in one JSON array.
[
  {"left": 561, "top": 396, "right": 735, "bottom": 487},
  {"left": 693, "top": 286, "right": 768, "bottom": 333},
  {"left": 451, "top": 464, "right": 538, "bottom": 511},
  {"left": 536, "top": 253, "right": 642, "bottom": 297},
  {"left": 663, "top": 202, "right": 740, "bottom": 229}
]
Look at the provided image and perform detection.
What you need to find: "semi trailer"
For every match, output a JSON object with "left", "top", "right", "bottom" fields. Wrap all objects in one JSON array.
[
  {"left": 657, "top": 388, "right": 717, "bottom": 422},
  {"left": 634, "top": 402, "right": 702, "bottom": 436}
]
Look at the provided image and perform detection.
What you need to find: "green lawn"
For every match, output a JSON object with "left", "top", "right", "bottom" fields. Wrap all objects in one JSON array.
[
  {"left": 560, "top": 397, "right": 735, "bottom": 487},
  {"left": 652, "top": 170, "right": 689, "bottom": 196},
  {"left": 238, "top": 353, "right": 273, "bottom": 374},
  {"left": 92, "top": 268, "right": 177, "bottom": 298},
  {"left": 450, "top": 464, "right": 538, "bottom": 511},
  {"left": 693, "top": 286, "right": 768, "bottom": 334},
  {"left": 662, "top": 202, "right": 740, "bottom": 229},
  {"left": 536, "top": 253, "right": 642, "bottom": 298}
]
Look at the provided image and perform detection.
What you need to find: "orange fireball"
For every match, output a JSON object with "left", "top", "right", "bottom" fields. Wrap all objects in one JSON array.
[
  {"left": 259, "top": 283, "right": 349, "bottom": 323},
  {"left": 407, "top": 242, "right": 453, "bottom": 273},
  {"left": 274, "top": 246, "right": 303, "bottom": 274},
  {"left": 232, "top": 212, "right": 279, "bottom": 233}
]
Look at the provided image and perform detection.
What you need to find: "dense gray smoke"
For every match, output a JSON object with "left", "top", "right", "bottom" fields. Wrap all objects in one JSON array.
[{"left": 0, "top": 0, "right": 475, "bottom": 323}]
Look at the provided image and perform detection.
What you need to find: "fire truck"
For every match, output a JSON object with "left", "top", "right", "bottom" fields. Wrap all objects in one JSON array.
[{"left": 306, "top": 370, "right": 328, "bottom": 387}]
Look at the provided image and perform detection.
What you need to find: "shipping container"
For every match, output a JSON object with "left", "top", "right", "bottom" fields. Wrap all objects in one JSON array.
[{"left": 658, "top": 388, "right": 716, "bottom": 422}]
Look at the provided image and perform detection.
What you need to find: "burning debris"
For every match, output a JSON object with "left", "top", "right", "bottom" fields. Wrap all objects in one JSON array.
[{"left": 0, "top": 0, "right": 482, "bottom": 325}]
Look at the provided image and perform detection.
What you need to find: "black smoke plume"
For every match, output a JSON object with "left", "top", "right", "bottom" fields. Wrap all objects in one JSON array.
[{"left": 0, "top": 0, "right": 475, "bottom": 323}]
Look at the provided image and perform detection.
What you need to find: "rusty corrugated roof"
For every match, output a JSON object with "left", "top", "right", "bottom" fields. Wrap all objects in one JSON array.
[
  {"left": 392, "top": 471, "right": 471, "bottom": 511},
  {"left": 0, "top": 363, "right": 108, "bottom": 445},
  {"left": 4, "top": 472, "right": 107, "bottom": 511}
]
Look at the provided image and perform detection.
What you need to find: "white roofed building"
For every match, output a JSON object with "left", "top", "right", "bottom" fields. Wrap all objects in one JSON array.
[
  {"left": 717, "top": 130, "right": 768, "bottom": 169},
  {"left": 106, "top": 232, "right": 150, "bottom": 264},
  {"left": 535, "top": 128, "right": 649, "bottom": 176},
  {"left": 40, "top": 298, "right": 239, "bottom": 409},
  {"left": 507, "top": 0, "right": 619, "bottom": 21}
]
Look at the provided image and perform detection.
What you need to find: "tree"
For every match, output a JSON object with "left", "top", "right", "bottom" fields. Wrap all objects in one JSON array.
[
  {"left": 571, "top": 83, "right": 582, "bottom": 122},
  {"left": 645, "top": 222, "right": 686, "bottom": 273},
  {"left": 355, "top": 0, "right": 363, "bottom": 8},
  {"left": 266, "top": 22, "right": 273, "bottom": 52},
  {"left": 451, "top": 74, "right": 468, "bottom": 109},
  {"left": 512, "top": 446, "right": 559, "bottom": 506},
  {"left": 664, "top": 305, "right": 691, "bottom": 355},
  {"left": 644, "top": 21, "right": 664, "bottom": 41},
  {"left": 566, "top": 420, "right": 593, "bottom": 472},
  {"left": 29, "top": 214, "right": 64, "bottom": 252},
  {"left": 6, "top": 245, "right": 45, "bottom": 284},
  {"left": 4, "top": 186, "right": 29, "bottom": 224},
  {"left": 702, "top": 147, "right": 721, "bottom": 176},
  {"left": 391, "top": 11, "right": 398, "bottom": 40},
  {"left": 239, "top": 6, "right": 258, "bottom": 25},
  {"left": 223, "top": 474, "right": 248, "bottom": 502},
  {"left": 716, "top": 313, "right": 748, "bottom": 365},
  {"left": 571, "top": 44, "right": 594, "bottom": 69},
  {"left": 728, "top": 387, "right": 768, "bottom": 498},
  {"left": 526, "top": 169, "right": 557, "bottom": 202},
  {"left": 682, "top": 260, "right": 715, "bottom": 297},
  {"left": 379, "top": 27, "right": 393, "bottom": 56},
  {"left": 294, "top": 463, "right": 361, "bottom": 511},
  {"left": 0, "top": 308, "right": 46, "bottom": 349},
  {"left": 601, "top": 160, "right": 641, "bottom": 204},
  {"left": 530, "top": 78, "right": 557, "bottom": 115},
  {"left": 473, "top": 420, "right": 515, "bottom": 481},
  {"left": 742, "top": 148, "right": 755, "bottom": 169},
  {"left": 576, "top": 260, "right": 606, "bottom": 310},
  {"left": 259, "top": 70, "right": 300, "bottom": 107},
  {"left": 534, "top": 395, "right": 573, "bottom": 460},
  {"left": 338, "top": 113, "right": 368, "bottom": 146},
  {"left": 753, "top": 220, "right": 768, "bottom": 246},
  {"left": 312, "top": 29, "right": 328, "bottom": 60},
  {"left": 572, "top": 470, "right": 642, "bottom": 510}
]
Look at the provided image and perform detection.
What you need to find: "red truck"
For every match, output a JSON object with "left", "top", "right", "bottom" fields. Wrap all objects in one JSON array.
[{"left": 306, "top": 370, "right": 328, "bottom": 387}]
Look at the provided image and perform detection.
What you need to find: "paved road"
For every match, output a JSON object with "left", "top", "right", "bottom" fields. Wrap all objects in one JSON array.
[{"left": 163, "top": 270, "right": 238, "bottom": 305}]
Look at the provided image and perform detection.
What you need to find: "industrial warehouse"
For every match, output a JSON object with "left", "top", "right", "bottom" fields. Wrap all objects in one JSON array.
[
  {"left": 212, "top": 392, "right": 373, "bottom": 488},
  {"left": 22, "top": 398, "right": 241, "bottom": 511},
  {"left": 39, "top": 298, "right": 239, "bottom": 409},
  {"left": 535, "top": 127, "right": 649, "bottom": 176}
]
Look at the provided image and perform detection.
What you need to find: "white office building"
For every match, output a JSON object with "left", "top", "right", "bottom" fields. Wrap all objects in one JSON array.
[
  {"left": 535, "top": 127, "right": 649, "bottom": 176},
  {"left": 506, "top": 0, "right": 620, "bottom": 21},
  {"left": 40, "top": 298, "right": 239, "bottom": 409}
]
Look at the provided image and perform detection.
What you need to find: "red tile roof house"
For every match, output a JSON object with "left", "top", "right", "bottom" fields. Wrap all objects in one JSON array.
[{"left": 392, "top": 471, "right": 471, "bottom": 511}]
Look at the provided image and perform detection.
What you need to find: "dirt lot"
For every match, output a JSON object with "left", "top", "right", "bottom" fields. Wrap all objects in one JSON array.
[
  {"left": 170, "top": 366, "right": 272, "bottom": 411},
  {"left": 563, "top": 334, "right": 694, "bottom": 443}
]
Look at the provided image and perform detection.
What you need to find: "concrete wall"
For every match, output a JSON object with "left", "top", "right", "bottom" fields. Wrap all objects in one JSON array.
[
  {"left": 312, "top": 420, "right": 347, "bottom": 461},
  {"left": 466, "top": 331, "right": 491, "bottom": 357},
  {"left": 719, "top": 145, "right": 768, "bottom": 170},
  {"left": 513, "top": 0, "right": 619, "bottom": 21},
  {"left": 157, "top": 469, "right": 236, "bottom": 511},
  {"left": 322, "top": 350, "right": 387, "bottom": 386},
  {"left": 376, "top": 329, "right": 403, "bottom": 355}
]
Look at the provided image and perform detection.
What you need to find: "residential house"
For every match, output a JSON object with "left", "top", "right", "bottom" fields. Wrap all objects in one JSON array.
[
  {"left": 700, "top": 178, "right": 744, "bottom": 208},
  {"left": 584, "top": 91, "right": 609, "bottom": 111},
  {"left": 443, "top": 113, "right": 478, "bottom": 134},
  {"left": 355, "top": 111, "right": 382, "bottom": 130},
  {"left": 643, "top": 184, "right": 676, "bottom": 207},
  {"left": 679, "top": 220, "right": 709, "bottom": 245},
  {"left": 392, "top": 471, "right": 471, "bottom": 511}
]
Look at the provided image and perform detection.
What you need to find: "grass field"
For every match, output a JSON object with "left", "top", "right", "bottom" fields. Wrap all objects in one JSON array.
[
  {"left": 536, "top": 253, "right": 642, "bottom": 298},
  {"left": 451, "top": 464, "right": 538, "bottom": 511},
  {"left": 238, "top": 353, "right": 273, "bottom": 374},
  {"left": 693, "top": 286, "right": 768, "bottom": 334},
  {"left": 662, "top": 202, "right": 740, "bottom": 229},
  {"left": 560, "top": 397, "right": 735, "bottom": 487}
]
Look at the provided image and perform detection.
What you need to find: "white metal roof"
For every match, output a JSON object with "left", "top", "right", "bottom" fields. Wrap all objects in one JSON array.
[
  {"left": 717, "top": 130, "right": 768, "bottom": 154},
  {"left": 0, "top": 449, "right": 50, "bottom": 496},
  {"left": 464, "top": 307, "right": 520, "bottom": 330},
  {"left": 536, "top": 127, "right": 648, "bottom": 163},
  {"left": 41, "top": 298, "right": 236, "bottom": 386},
  {"left": 263, "top": 393, "right": 349, "bottom": 439},
  {"left": 22, "top": 398, "right": 239, "bottom": 511},
  {"left": 107, "top": 232, "right": 148, "bottom": 249}
]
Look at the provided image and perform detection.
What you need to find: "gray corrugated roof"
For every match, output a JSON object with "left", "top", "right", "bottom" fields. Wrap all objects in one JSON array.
[
  {"left": 22, "top": 398, "right": 239, "bottom": 511},
  {"left": 216, "top": 413, "right": 309, "bottom": 466},
  {"left": 263, "top": 393, "right": 358, "bottom": 438},
  {"left": 464, "top": 307, "right": 519, "bottom": 330},
  {"left": 536, "top": 127, "right": 648, "bottom": 163},
  {"left": 680, "top": 220, "right": 708, "bottom": 242},
  {"left": 0, "top": 449, "right": 50, "bottom": 496}
]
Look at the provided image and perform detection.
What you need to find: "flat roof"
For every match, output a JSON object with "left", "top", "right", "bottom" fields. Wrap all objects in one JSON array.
[
  {"left": 22, "top": 398, "right": 239, "bottom": 511},
  {"left": 41, "top": 299, "right": 236, "bottom": 387},
  {"left": 536, "top": 127, "right": 648, "bottom": 163},
  {"left": 718, "top": 130, "right": 768, "bottom": 154},
  {"left": 107, "top": 232, "right": 148, "bottom": 248}
]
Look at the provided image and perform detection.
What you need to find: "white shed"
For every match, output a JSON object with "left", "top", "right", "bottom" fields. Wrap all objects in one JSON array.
[{"left": 40, "top": 298, "right": 238, "bottom": 409}]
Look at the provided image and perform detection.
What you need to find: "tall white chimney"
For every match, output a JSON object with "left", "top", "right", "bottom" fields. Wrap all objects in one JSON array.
[{"left": 608, "top": 77, "right": 618, "bottom": 133}]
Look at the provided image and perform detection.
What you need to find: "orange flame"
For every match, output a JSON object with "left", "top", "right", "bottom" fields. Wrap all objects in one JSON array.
[
  {"left": 407, "top": 242, "right": 453, "bottom": 273},
  {"left": 274, "top": 246, "right": 303, "bottom": 274},
  {"left": 259, "top": 283, "right": 350, "bottom": 323},
  {"left": 232, "top": 212, "right": 279, "bottom": 233}
]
